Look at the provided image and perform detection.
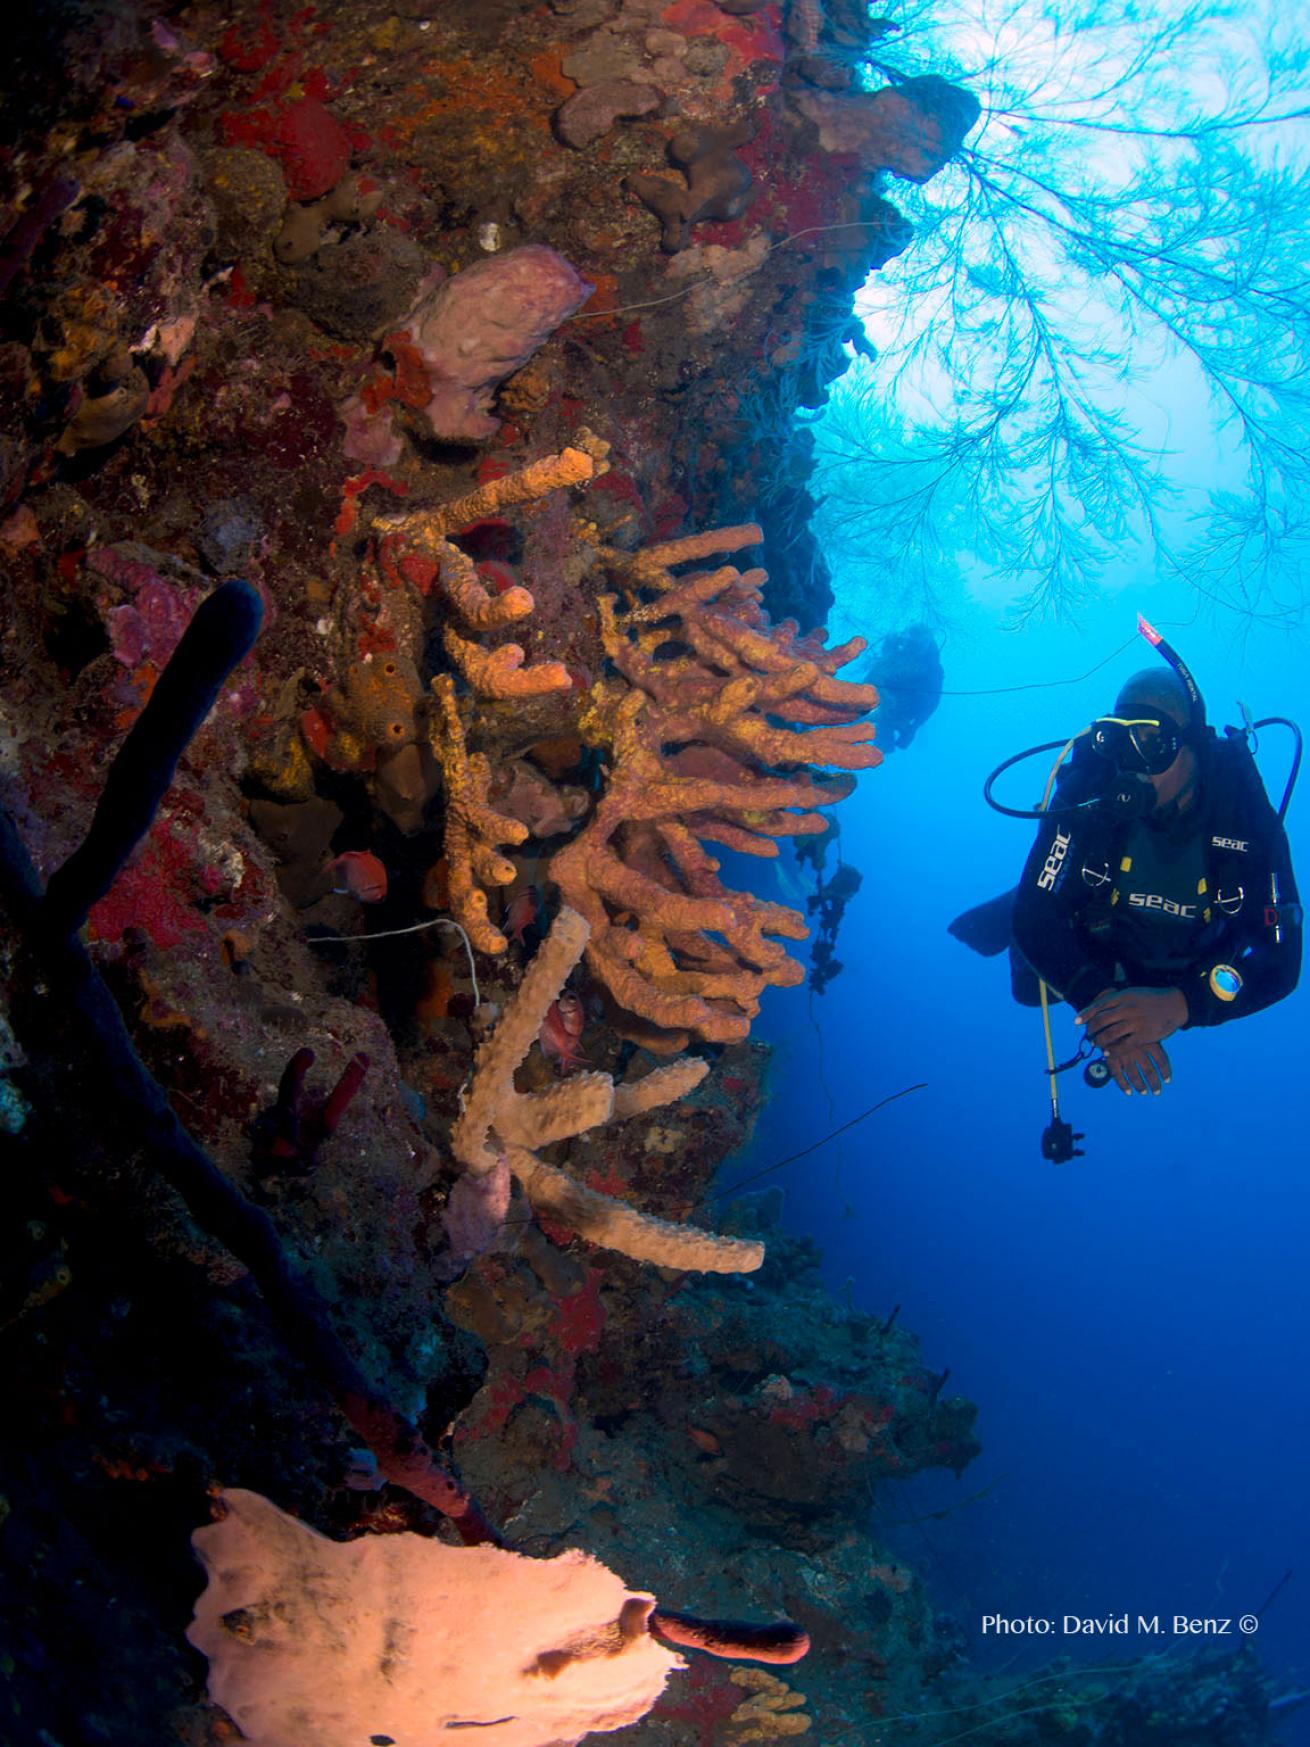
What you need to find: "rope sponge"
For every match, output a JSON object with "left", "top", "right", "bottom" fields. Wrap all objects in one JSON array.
[{"left": 426, "top": 674, "right": 528, "bottom": 953}]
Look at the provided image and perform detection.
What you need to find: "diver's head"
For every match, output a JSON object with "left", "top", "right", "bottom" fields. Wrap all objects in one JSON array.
[
  {"left": 1114, "top": 668, "right": 1193, "bottom": 732},
  {"left": 1097, "top": 668, "right": 1200, "bottom": 814}
]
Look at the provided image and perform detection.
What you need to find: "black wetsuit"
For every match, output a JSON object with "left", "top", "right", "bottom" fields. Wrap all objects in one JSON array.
[{"left": 1011, "top": 732, "right": 1302, "bottom": 1026}]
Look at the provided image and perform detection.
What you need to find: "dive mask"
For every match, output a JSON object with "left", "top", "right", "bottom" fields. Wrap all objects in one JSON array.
[{"left": 1090, "top": 715, "right": 1185, "bottom": 777}]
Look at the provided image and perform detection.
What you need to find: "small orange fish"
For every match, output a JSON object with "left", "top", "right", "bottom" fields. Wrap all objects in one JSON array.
[
  {"left": 539, "top": 990, "right": 586, "bottom": 1072},
  {"left": 327, "top": 851, "right": 388, "bottom": 904}
]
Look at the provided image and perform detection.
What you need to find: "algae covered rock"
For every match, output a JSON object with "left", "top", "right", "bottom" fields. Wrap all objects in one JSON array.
[
  {"left": 202, "top": 147, "right": 288, "bottom": 260},
  {"left": 280, "top": 228, "right": 428, "bottom": 341}
]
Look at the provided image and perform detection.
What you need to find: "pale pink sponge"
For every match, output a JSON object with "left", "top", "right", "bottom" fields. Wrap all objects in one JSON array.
[
  {"left": 401, "top": 244, "right": 593, "bottom": 442},
  {"left": 188, "top": 1488, "right": 682, "bottom": 1747}
]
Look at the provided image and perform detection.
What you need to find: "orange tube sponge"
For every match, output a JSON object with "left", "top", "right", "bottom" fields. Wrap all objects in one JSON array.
[
  {"left": 550, "top": 527, "right": 880, "bottom": 1048},
  {"left": 373, "top": 446, "right": 599, "bottom": 544},
  {"left": 442, "top": 624, "right": 572, "bottom": 700},
  {"left": 443, "top": 444, "right": 599, "bottom": 526},
  {"left": 617, "top": 522, "right": 764, "bottom": 583},
  {"left": 436, "top": 537, "right": 535, "bottom": 630}
]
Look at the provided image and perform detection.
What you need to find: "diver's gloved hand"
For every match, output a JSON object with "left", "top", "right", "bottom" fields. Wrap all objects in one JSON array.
[
  {"left": 1103, "top": 1039, "right": 1172, "bottom": 1096},
  {"left": 1075, "top": 986, "right": 1188, "bottom": 1051}
]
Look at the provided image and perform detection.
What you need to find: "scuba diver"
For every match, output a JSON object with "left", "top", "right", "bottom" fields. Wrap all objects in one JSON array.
[
  {"left": 952, "top": 618, "right": 1302, "bottom": 1129},
  {"left": 870, "top": 624, "right": 944, "bottom": 750}
]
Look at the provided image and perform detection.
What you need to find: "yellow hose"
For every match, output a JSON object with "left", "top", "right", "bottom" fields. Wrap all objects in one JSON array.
[{"left": 1036, "top": 736, "right": 1079, "bottom": 1115}]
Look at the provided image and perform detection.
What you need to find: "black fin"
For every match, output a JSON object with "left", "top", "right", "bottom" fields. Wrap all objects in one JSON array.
[{"left": 948, "top": 886, "right": 1018, "bottom": 957}]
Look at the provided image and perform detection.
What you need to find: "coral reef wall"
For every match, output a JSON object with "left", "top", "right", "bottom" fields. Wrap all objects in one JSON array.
[
  {"left": 19, "top": 6, "right": 1259, "bottom": 1747},
  {"left": 2, "top": 0, "right": 977, "bottom": 623}
]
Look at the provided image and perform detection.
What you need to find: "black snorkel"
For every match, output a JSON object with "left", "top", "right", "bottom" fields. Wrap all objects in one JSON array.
[{"left": 1135, "top": 612, "right": 1205, "bottom": 737}]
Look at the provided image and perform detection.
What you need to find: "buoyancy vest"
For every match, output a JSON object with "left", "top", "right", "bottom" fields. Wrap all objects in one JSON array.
[
  {"left": 1074, "top": 732, "right": 1273, "bottom": 976},
  {"left": 1107, "top": 817, "right": 1208, "bottom": 972}
]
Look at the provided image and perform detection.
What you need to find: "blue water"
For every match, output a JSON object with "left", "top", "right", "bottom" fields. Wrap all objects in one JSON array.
[{"left": 736, "top": 595, "right": 1310, "bottom": 1726}]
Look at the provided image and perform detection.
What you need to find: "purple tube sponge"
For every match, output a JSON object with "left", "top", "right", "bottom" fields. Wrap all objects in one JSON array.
[
  {"left": 401, "top": 244, "right": 593, "bottom": 442},
  {"left": 43, "top": 579, "right": 263, "bottom": 936},
  {"left": 439, "top": 1153, "right": 512, "bottom": 1278}
]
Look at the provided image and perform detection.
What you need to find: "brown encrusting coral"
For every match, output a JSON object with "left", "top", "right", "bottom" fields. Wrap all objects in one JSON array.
[
  {"left": 628, "top": 120, "right": 758, "bottom": 252},
  {"left": 551, "top": 523, "right": 879, "bottom": 1049}
]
